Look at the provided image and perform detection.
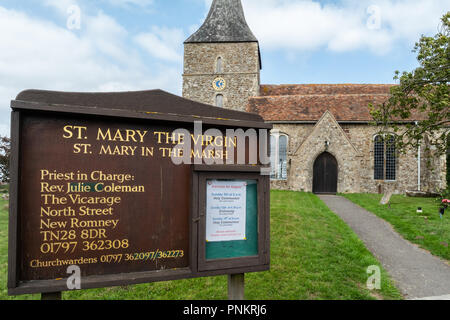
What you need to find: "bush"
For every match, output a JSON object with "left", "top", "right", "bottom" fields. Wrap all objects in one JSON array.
[
  {"left": 0, "top": 186, "right": 8, "bottom": 194},
  {"left": 447, "top": 138, "right": 450, "bottom": 189},
  {"left": 0, "top": 136, "right": 10, "bottom": 183}
]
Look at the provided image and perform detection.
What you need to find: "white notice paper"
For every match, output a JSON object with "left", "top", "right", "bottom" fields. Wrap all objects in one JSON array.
[{"left": 206, "top": 180, "right": 247, "bottom": 242}]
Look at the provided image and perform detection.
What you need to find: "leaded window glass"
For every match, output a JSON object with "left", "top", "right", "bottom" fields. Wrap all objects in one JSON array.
[
  {"left": 374, "top": 135, "right": 385, "bottom": 180},
  {"left": 270, "top": 133, "right": 288, "bottom": 180},
  {"left": 385, "top": 135, "right": 396, "bottom": 181},
  {"left": 374, "top": 134, "right": 396, "bottom": 181},
  {"left": 279, "top": 135, "right": 288, "bottom": 180}
]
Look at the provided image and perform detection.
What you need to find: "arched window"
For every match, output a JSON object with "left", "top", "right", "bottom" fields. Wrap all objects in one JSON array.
[
  {"left": 270, "top": 132, "right": 289, "bottom": 180},
  {"left": 215, "top": 94, "right": 223, "bottom": 108},
  {"left": 385, "top": 135, "right": 396, "bottom": 180},
  {"left": 216, "top": 57, "right": 223, "bottom": 73},
  {"left": 279, "top": 135, "right": 288, "bottom": 180},
  {"left": 374, "top": 135, "right": 384, "bottom": 180},
  {"left": 270, "top": 135, "right": 276, "bottom": 178},
  {"left": 374, "top": 134, "right": 396, "bottom": 181}
]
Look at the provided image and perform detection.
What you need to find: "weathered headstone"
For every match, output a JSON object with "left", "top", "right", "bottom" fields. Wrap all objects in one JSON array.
[{"left": 380, "top": 190, "right": 393, "bottom": 205}]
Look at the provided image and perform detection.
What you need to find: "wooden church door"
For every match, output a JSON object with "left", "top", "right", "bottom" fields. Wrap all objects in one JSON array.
[{"left": 313, "top": 152, "right": 338, "bottom": 194}]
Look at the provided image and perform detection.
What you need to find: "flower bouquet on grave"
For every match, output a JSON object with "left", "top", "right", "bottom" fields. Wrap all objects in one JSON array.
[{"left": 439, "top": 199, "right": 449, "bottom": 219}]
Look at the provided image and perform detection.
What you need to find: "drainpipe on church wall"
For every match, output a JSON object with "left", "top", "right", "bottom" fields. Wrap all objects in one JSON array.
[
  {"left": 418, "top": 144, "right": 421, "bottom": 191},
  {"left": 416, "top": 121, "right": 421, "bottom": 191}
]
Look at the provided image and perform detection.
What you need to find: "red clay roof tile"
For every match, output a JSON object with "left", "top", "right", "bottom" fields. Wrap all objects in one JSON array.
[
  {"left": 248, "top": 84, "right": 422, "bottom": 122},
  {"left": 260, "top": 84, "right": 395, "bottom": 96},
  {"left": 248, "top": 93, "right": 389, "bottom": 121}
]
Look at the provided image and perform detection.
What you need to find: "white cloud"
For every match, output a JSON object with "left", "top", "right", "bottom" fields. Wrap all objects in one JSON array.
[
  {"left": 0, "top": 124, "right": 9, "bottom": 137},
  {"left": 43, "top": 0, "right": 79, "bottom": 13},
  {"left": 134, "top": 26, "right": 185, "bottom": 62},
  {"left": 0, "top": 7, "right": 124, "bottom": 89},
  {"left": 83, "top": 11, "right": 133, "bottom": 65},
  {"left": 0, "top": 5, "right": 182, "bottom": 137},
  {"left": 103, "top": 0, "right": 154, "bottom": 8},
  {"left": 237, "top": 0, "right": 448, "bottom": 54},
  {"left": 45, "top": 0, "right": 155, "bottom": 12}
]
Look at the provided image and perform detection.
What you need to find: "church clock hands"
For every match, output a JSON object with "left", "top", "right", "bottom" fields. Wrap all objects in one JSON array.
[{"left": 212, "top": 77, "right": 226, "bottom": 91}]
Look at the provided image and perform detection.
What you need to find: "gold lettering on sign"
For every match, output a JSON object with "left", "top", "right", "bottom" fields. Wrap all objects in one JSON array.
[
  {"left": 99, "top": 145, "right": 138, "bottom": 156},
  {"left": 28, "top": 123, "right": 198, "bottom": 273},
  {"left": 97, "top": 128, "right": 148, "bottom": 143},
  {"left": 63, "top": 126, "right": 88, "bottom": 140}
]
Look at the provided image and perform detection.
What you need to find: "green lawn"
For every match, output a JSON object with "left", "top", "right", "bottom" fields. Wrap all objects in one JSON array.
[
  {"left": 0, "top": 191, "right": 402, "bottom": 300},
  {"left": 0, "top": 197, "right": 8, "bottom": 300},
  {"left": 0, "top": 184, "right": 8, "bottom": 194},
  {"left": 343, "top": 194, "right": 449, "bottom": 261}
]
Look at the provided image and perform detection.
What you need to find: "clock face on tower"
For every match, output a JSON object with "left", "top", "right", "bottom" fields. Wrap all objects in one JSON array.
[{"left": 212, "top": 77, "right": 226, "bottom": 91}]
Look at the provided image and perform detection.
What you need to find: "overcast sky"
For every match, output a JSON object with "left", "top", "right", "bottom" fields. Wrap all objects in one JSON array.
[{"left": 0, "top": 0, "right": 448, "bottom": 136}]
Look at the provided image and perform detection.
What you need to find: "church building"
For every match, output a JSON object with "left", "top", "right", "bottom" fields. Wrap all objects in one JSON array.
[{"left": 182, "top": 0, "right": 447, "bottom": 194}]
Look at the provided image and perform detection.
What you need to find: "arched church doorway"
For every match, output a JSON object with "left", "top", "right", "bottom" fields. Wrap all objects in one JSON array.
[{"left": 313, "top": 152, "right": 338, "bottom": 194}]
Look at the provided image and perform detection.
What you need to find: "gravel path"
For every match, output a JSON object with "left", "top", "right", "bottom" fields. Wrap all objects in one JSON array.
[{"left": 318, "top": 195, "right": 450, "bottom": 300}]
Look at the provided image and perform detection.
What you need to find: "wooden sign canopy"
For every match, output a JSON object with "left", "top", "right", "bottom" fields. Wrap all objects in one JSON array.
[{"left": 8, "top": 89, "right": 271, "bottom": 295}]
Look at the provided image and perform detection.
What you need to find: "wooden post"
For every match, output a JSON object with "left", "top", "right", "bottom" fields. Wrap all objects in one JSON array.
[
  {"left": 41, "top": 292, "right": 62, "bottom": 300},
  {"left": 228, "top": 273, "right": 245, "bottom": 300}
]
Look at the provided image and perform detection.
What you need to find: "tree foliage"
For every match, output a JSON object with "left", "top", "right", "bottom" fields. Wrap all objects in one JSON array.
[
  {"left": 370, "top": 12, "right": 449, "bottom": 156},
  {"left": 0, "top": 136, "right": 11, "bottom": 183}
]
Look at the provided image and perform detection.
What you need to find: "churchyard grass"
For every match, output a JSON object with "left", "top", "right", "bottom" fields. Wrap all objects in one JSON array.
[
  {"left": 0, "top": 191, "right": 10, "bottom": 299},
  {"left": 0, "top": 184, "right": 8, "bottom": 193},
  {"left": 343, "top": 194, "right": 449, "bottom": 261},
  {"left": 0, "top": 191, "right": 402, "bottom": 300}
]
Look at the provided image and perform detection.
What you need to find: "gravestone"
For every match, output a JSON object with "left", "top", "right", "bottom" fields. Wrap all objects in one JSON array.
[{"left": 380, "top": 190, "right": 393, "bottom": 205}]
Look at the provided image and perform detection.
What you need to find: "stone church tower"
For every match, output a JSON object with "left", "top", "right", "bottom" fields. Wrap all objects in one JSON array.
[{"left": 182, "top": 0, "right": 261, "bottom": 112}]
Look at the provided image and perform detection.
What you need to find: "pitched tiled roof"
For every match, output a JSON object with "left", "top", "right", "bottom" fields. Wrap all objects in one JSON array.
[
  {"left": 248, "top": 92, "right": 390, "bottom": 122},
  {"left": 247, "top": 83, "right": 426, "bottom": 122},
  {"left": 259, "top": 84, "right": 395, "bottom": 96}
]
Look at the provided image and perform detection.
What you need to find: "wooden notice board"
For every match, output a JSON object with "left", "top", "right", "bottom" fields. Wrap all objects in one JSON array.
[{"left": 8, "top": 90, "right": 271, "bottom": 295}]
